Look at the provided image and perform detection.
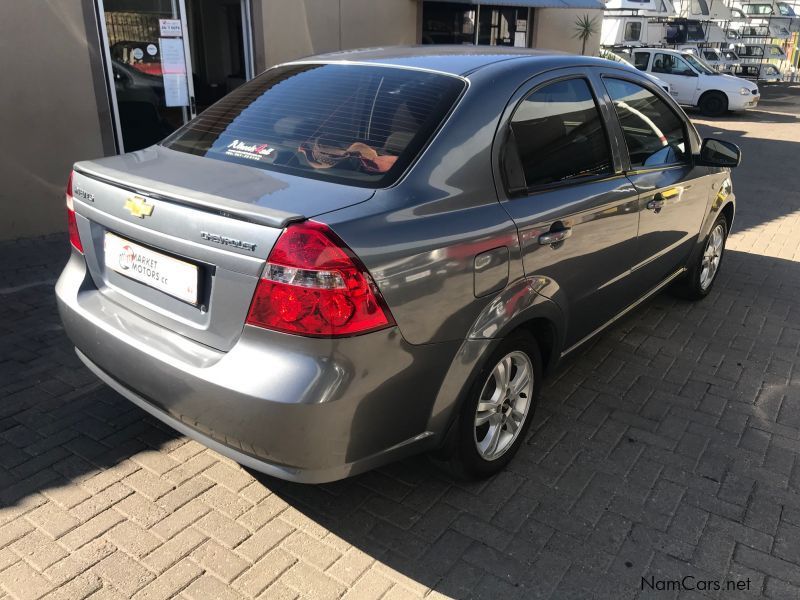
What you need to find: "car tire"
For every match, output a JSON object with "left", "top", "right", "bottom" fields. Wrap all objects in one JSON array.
[
  {"left": 698, "top": 91, "right": 728, "bottom": 117},
  {"left": 676, "top": 215, "right": 728, "bottom": 300},
  {"left": 448, "top": 331, "right": 542, "bottom": 479}
]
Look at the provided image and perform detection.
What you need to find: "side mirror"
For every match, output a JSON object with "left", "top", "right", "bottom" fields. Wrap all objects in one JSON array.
[{"left": 697, "top": 138, "right": 741, "bottom": 168}]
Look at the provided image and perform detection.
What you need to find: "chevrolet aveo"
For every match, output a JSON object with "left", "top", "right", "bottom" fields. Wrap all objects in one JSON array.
[{"left": 57, "top": 47, "right": 741, "bottom": 483}]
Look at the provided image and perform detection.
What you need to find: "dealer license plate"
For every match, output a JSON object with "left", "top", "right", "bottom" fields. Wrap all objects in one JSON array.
[{"left": 104, "top": 233, "right": 199, "bottom": 304}]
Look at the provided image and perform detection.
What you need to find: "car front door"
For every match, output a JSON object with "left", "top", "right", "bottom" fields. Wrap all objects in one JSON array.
[
  {"left": 651, "top": 53, "right": 700, "bottom": 104},
  {"left": 598, "top": 73, "right": 711, "bottom": 290},
  {"left": 492, "top": 68, "right": 641, "bottom": 349}
]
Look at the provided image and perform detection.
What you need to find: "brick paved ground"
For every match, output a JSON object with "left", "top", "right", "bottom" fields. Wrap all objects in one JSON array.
[{"left": 2, "top": 84, "right": 800, "bottom": 600}]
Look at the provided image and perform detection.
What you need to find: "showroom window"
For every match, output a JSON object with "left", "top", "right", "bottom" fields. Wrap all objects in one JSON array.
[{"left": 422, "top": 2, "right": 532, "bottom": 47}]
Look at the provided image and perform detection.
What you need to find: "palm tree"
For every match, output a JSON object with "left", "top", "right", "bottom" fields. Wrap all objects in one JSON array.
[{"left": 573, "top": 14, "right": 599, "bottom": 55}]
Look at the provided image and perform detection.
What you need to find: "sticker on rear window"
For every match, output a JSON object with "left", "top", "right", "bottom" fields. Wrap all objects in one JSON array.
[{"left": 224, "top": 140, "right": 277, "bottom": 163}]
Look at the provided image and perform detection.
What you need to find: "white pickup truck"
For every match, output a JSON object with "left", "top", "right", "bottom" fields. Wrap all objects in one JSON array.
[{"left": 622, "top": 47, "right": 759, "bottom": 116}]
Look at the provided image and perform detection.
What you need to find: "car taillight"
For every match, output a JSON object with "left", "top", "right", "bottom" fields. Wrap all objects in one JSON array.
[
  {"left": 65, "top": 171, "right": 83, "bottom": 253},
  {"left": 246, "top": 221, "right": 394, "bottom": 337}
]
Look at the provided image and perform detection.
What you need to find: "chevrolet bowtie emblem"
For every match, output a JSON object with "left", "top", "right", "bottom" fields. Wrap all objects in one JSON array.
[{"left": 124, "top": 196, "right": 154, "bottom": 218}]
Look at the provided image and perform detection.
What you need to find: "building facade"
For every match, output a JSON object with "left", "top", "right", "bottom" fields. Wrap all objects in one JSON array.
[{"left": 1, "top": 0, "right": 602, "bottom": 240}]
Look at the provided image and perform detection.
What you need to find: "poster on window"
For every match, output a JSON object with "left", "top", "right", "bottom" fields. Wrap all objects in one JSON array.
[
  {"left": 159, "top": 19, "right": 182, "bottom": 37},
  {"left": 159, "top": 37, "right": 189, "bottom": 107}
]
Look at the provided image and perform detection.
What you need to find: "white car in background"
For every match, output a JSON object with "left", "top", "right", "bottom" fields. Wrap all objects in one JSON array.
[
  {"left": 626, "top": 47, "right": 759, "bottom": 116},
  {"left": 599, "top": 49, "right": 673, "bottom": 95},
  {"left": 739, "top": 63, "right": 783, "bottom": 83},
  {"left": 699, "top": 48, "right": 741, "bottom": 74}
]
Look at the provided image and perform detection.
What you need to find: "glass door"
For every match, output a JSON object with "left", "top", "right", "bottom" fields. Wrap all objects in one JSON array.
[{"left": 98, "top": 0, "right": 196, "bottom": 152}]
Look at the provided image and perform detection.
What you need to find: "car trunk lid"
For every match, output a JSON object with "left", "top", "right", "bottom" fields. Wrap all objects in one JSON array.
[{"left": 71, "top": 148, "right": 374, "bottom": 352}]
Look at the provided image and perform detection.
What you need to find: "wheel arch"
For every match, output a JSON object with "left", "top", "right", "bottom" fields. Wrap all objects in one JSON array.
[
  {"left": 427, "top": 283, "right": 566, "bottom": 453},
  {"left": 720, "top": 199, "right": 735, "bottom": 230},
  {"left": 697, "top": 89, "right": 730, "bottom": 113}
]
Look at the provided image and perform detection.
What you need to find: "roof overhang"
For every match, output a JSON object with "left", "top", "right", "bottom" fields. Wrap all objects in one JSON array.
[{"left": 424, "top": 0, "right": 605, "bottom": 10}]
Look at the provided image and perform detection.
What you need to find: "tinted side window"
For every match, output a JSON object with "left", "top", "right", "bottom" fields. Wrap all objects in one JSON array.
[
  {"left": 604, "top": 78, "right": 689, "bottom": 169},
  {"left": 508, "top": 78, "right": 612, "bottom": 188},
  {"left": 633, "top": 52, "right": 650, "bottom": 70}
]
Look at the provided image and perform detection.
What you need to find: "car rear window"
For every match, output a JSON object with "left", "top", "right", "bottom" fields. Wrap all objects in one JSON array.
[{"left": 163, "top": 63, "right": 466, "bottom": 187}]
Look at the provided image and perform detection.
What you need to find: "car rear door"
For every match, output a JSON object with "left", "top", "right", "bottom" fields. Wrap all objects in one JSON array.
[
  {"left": 492, "top": 67, "right": 641, "bottom": 350},
  {"left": 596, "top": 70, "right": 711, "bottom": 291}
]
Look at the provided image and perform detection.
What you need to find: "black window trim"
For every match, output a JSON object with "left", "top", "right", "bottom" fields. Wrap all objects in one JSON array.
[
  {"left": 501, "top": 74, "right": 620, "bottom": 197},
  {"left": 599, "top": 73, "right": 695, "bottom": 175}
]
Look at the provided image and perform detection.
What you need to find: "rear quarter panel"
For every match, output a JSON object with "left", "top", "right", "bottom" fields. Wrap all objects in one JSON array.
[{"left": 321, "top": 62, "right": 553, "bottom": 346}]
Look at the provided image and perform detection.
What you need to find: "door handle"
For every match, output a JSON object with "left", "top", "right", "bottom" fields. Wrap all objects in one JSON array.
[
  {"left": 538, "top": 227, "right": 572, "bottom": 246},
  {"left": 646, "top": 194, "right": 665, "bottom": 213}
]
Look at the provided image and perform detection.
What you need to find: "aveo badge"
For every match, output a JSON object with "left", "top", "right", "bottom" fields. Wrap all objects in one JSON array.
[{"left": 124, "top": 196, "right": 154, "bottom": 219}]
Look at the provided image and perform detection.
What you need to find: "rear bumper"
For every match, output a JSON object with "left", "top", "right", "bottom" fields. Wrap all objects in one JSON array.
[{"left": 56, "top": 251, "right": 460, "bottom": 483}]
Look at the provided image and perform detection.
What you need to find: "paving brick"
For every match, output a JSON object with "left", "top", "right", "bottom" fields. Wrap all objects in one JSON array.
[
  {"left": 104, "top": 521, "right": 162, "bottom": 559},
  {"left": 236, "top": 519, "right": 295, "bottom": 563},
  {"left": 327, "top": 548, "right": 375, "bottom": 587},
  {"left": 774, "top": 521, "right": 800, "bottom": 564},
  {"left": 194, "top": 510, "right": 249, "bottom": 549},
  {"left": 0, "top": 519, "right": 34, "bottom": 548},
  {"left": 24, "top": 503, "right": 79, "bottom": 540},
  {"left": 69, "top": 482, "right": 133, "bottom": 522},
  {"left": 156, "top": 478, "right": 215, "bottom": 514},
  {"left": 114, "top": 493, "right": 169, "bottom": 530},
  {"left": 130, "top": 450, "right": 181, "bottom": 477},
  {"left": 280, "top": 530, "right": 342, "bottom": 571},
  {"left": 142, "top": 528, "right": 207, "bottom": 575},
  {"left": 257, "top": 581, "right": 298, "bottom": 600},
  {"left": 201, "top": 462, "right": 253, "bottom": 494},
  {"left": 765, "top": 575, "right": 800, "bottom": 599},
  {"left": 279, "top": 561, "right": 346, "bottom": 600},
  {"left": 198, "top": 485, "right": 252, "bottom": 520},
  {"left": 59, "top": 509, "right": 124, "bottom": 551},
  {"left": 150, "top": 502, "right": 211, "bottom": 541},
  {"left": 190, "top": 539, "right": 248, "bottom": 583},
  {"left": 340, "top": 570, "right": 394, "bottom": 600},
  {"left": 183, "top": 574, "right": 242, "bottom": 600},
  {"left": 93, "top": 551, "right": 156, "bottom": 597},
  {"left": 42, "top": 572, "right": 103, "bottom": 600},
  {"left": 735, "top": 544, "right": 800, "bottom": 586},
  {"left": 81, "top": 461, "right": 139, "bottom": 495},
  {"left": 132, "top": 560, "right": 203, "bottom": 600},
  {"left": 123, "top": 469, "right": 175, "bottom": 502},
  {"left": 10, "top": 530, "right": 68, "bottom": 571},
  {"left": 43, "top": 539, "right": 116, "bottom": 586},
  {"left": 0, "top": 560, "right": 54, "bottom": 600},
  {"left": 232, "top": 548, "right": 295, "bottom": 597}
]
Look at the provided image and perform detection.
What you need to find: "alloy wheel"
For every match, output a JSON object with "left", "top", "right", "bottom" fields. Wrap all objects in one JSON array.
[
  {"left": 473, "top": 351, "right": 533, "bottom": 461},
  {"left": 700, "top": 223, "right": 725, "bottom": 290}
]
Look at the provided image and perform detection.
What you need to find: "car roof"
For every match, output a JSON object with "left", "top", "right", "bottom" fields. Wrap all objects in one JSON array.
[{"left": 286, "top": 45, "right": 611, "bottom": 77}]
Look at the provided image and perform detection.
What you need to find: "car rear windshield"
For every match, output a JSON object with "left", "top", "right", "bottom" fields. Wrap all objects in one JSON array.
[{"left": 163, "top": 63, "right": 466, "bottom": 187}]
